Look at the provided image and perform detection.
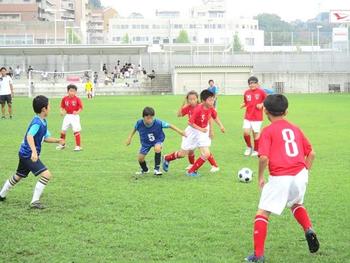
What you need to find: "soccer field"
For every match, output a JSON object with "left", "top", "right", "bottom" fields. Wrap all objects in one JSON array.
[{"left": 0, "top": 94, "right": 349, "bottom": 262}]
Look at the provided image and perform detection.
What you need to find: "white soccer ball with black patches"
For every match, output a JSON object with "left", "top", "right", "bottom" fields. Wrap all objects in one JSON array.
[{"left": 237, "top": 168, "right": 253, "bottom": 183}]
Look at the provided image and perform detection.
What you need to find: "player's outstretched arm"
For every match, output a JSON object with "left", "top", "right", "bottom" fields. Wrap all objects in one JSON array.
[
  {"left": 209, "top": 119, "right": 214, "bottom": 139},
  {"left": 60, "top": 107, "right": 66, "bottom": 116},
  {"left": 240, "top": 102, "right": 246, "bottom": 109},
  {"left": 126, "top": 129, "right": 136, "bottom": 146},
  {"left": 177, "top": 99, "right": 187, "bottom": 117},
  {"left": 213, "top": 117, "right": 225, "bottom": 133},
  {"left": 258, "top": 156, "right": 268, "bottom": 189},
  {"left": 44, "top": 137, "right": 64, "bottom": 144},
  {"left": 169, "top": 124, "right": 186, "bottom": 137},
  {"left": 305, "top": 150, "right": 316, "bottom": 170}
]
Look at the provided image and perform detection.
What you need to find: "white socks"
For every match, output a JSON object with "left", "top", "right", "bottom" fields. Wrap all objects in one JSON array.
[{"left": 31, "top": 177, "right": 49, "bottom": 204}]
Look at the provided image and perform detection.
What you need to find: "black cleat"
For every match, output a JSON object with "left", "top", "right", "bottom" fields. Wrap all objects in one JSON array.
[
  {"left": 305, "top": 228, "right": 319, "bottom": 253},
  {"left": 30, "top": 201, "right": 45, "bottom": 209},
  {"left": 0, "top": 196, "right": 6, "bottom": 201}
]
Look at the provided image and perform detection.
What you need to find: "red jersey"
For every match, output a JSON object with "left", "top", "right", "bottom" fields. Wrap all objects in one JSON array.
[
  {"left": 61, "top": 96, "right": 83, "bottom": 114},
  {"left": 258, "top": 119, "right": 312, "bottom": 176},
  {"left": 189, "top": 104, "right": 217, "bottom": 128},
  {"left": 181, "top": 104, "right": 198, "bottom": 120},
  {"left": 243, "top": 88, "right": 267, "bottom": 121}
]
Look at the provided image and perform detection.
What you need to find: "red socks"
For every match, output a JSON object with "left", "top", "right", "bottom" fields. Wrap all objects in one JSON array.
[
  {"left": 165, "top": 152, "right": 181, "bottom": 162},
  {"left": 254, "top": 215, "right": 269, "bottom": 257},
  {"left": 207, "top": 154, "right": 218, "bottom": 167},
  {"left": 254, "top": 139, "right": 259, "bottom": 151},
  {"left": 60, "top": 132, "right": 66, "bottom": 140},
  {"left": 244, "top": 135, "right": 252, "bottom": 148},
  {"left": 74, "top": 132, "right": 81, "bottom": 147},
  {"left": 188, "top": 152, "right": 195, "bottom": 164},
  {"left": 292, "top": 205, "right": 312, "bottom": 232},
  {"left": 188, "top": 157, "right": 206, "bottom": 173}
]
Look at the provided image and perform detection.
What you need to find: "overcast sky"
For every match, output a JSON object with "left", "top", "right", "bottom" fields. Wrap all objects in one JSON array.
[{"left": 101, "top": 0, "right": 348, "bottom": 21}]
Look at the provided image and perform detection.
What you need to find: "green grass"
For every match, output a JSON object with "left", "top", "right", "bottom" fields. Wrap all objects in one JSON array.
[{"left": 0, "top": 94, "right": 349, "bottom": 262}]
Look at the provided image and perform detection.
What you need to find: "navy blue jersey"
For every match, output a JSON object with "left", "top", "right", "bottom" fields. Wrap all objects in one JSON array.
[
  {"left": 135, "top": 119, "right": 169, "bottom": 147},
  {"left": 19, "top": 116, "right": 50, "bottom": 158}
]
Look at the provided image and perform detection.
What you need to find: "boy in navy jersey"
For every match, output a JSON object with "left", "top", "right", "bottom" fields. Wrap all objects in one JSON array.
[
  {"left": 0, "top": 95, "right": 64, "bottom": 209},
  {"left": 126, "top": 107, "right": 185, "bottom": 176}
]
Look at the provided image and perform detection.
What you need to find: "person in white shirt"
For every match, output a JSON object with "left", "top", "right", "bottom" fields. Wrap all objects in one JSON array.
[{"left": 0, "top": 67, "right": 14, "bottom": 119}]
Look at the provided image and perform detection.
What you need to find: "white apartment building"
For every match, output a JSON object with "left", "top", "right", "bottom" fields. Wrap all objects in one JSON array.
[{"left": 108, "top": 0, "right": 264, "bottom": 51}]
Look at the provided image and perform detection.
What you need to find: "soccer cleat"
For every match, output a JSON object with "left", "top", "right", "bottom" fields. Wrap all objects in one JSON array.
[
  {"left": 185, "top": 164, "right": 193, "bottom": 170},
  {"left": 74, "top": 146, "right": 82, "bottom": 151},
  {"left": 305, "top": 228, "right": 320, "bottom": 253},
  {"left": 244, "top": 147, "right": 252, "bottom": 156},
  {"left": 251, "top": 151, "right": 259, "bottom": 157},
  {"left": 210, "top": 166, "right": 220, "bottom": 173},
  {"left": 0, "top": 196, "right": 6, "bottom": 201},
  {"left": 154, "top": 169, "right": 163, "bottom": 176},
  {"left": 186, "top": 171, "right": 200, "bottom": 177},
  {"left": 135, "top": 169, "right": 150, "bottom": 175},
  {"left": 245, "top": 254, "right": 265, "bottom": 262},
  {"left": 162, "top": 157, "right": 169, "bottom": 172},
  {"left": 56, "top": 144, "right": 65, "bottom": 150},
  {"left": 30, "top": 201, "right": 45, "bottom": 209}
]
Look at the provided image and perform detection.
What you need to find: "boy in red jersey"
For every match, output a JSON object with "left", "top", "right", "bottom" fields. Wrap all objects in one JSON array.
[
  {"left": 241, "top": 76, "right": 267, "bottom": 157},
  {"left": 164, "top": 90, "right": 224, "bottom": 177},
  {"left": 56, "top": 84, "right": 83, "bottom": 151},
  {"left": 245, "top": 94, "right": 319, "bottom": 263},
  {"left": 163, "top": 90, "right": 220, "bottom": 173}
]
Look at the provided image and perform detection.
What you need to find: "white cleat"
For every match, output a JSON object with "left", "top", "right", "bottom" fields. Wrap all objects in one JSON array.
[
  {"left": 185, "top": 164, "right": 193, "bottom": 170},
  {"left": 210, "top": 166, "right": 220, "bottom": 173},
  {"left": 154, "top": 169, "right": 163, "bottom": 176},
  {"left": 244, "top": 147, "right": 252, "bottom": 156},
  {"left": 74, "top": 146, "right": 82, "bottom": 151},
  {"left": 56, "top": 144, "right": 65, "bottom": 150},
  {"left": 251, "top": 151, "right": 259, "bottom": 157},
  {"left": 135, "top": 169, "right": 150, "bottom": 175}
]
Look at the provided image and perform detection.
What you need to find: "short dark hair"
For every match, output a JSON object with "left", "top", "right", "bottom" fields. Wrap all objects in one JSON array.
[
  {"left": 263, "top": 94, "right": 288, "bottom": 116},
  {"left": 0, "top": 67, "right": 6, "bottom": 71},
  {"left": 33, "top": 95, "right": 49, "bottom": 114},
  {"left": 142, "top": 107, "right": 155, "bottom": 117},
  {"left": 208, "top": 79, "right": 214, "bottom": 84},
  {"left": 200, "top": 89, "right": 214, "bottom": 102},
  {"left": 67, "top": 84, "right": 78, "bottom": 91},
  {"left": 186, "top": 90, "right": 199, "bottom": 100},
  {"left": 248, "top": 76, "right": 258, "bottom": 84}
]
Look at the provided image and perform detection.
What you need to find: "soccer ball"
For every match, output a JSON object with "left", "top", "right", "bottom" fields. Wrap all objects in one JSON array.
[{"left": 237, "top": 168, "right": 253, "bottom": 183}]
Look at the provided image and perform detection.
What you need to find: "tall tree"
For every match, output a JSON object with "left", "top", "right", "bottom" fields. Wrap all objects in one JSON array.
[
  {"left": 121, "top": 33, "right": 130, "bottom": 44},
  {"left": 176, "top": 30, "right": 190, "bottom": 43},
  {"left": 232, "top": 33, "right": 243, "bottom": 51},
  {"left": 89, "top": 0, "right": 102, "bottom": 8}
]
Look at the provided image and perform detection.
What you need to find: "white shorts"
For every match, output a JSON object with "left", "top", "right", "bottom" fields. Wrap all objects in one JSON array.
[
  {"left": 181, "top": 126, "right": 211, "bottom": 151},
  {"left": 243, "top": 119, "right": 262, "bottom": 133},
  {"left": 61, "top": 114, "right": 82, "bottom": 132},
  {"left": 258, "top": 168, "right": 308, "bottom": 215}
]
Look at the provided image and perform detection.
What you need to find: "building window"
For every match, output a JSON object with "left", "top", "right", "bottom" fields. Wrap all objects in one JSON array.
[
  {"left": 245, "top": 38, "right": 255, "bottom": 46},
  {"left": 204, "top": 37, "right": 214, "bottom": 44}
]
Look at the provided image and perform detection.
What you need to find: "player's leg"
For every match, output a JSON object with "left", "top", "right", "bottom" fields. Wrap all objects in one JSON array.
[
  {"left": 57, "top": 115, "right": 70, "bottom": 150},
  {"left": 251, "top": 122, "right": 263, "bottom": 156},
  {"left": 136, "top": 152, "right": 149, "bottom": 175},
  {"left": 163, "top": 149, "right": 188, "bottom": 172},
  {"left": 208, "top": 152, "right": 219, "bottom": 173},
  {"left": 0, "top": 174, "right": 23, "bottom": 201},
  {"left": 245, "top": 209, "right": 270, "bottom": 262},
  {"left": 72, "top": 115, "right": 82, "bottom": 151},
  {"left": 289, "top": 169, "right": 319, "bottom": 253},
  {"left": 0, "top": 100, "right": 5, "bottom": 119},
  {"left": 243, "top": 120, "right": 253, "bottom": 156},
  {"left": 187, "top": 146, "right": 210, "bottom": 175},
  {"left": 153, "top": 144, "right": 163, "bottom": 175},
  {"left": 7, "top": 96, "right": 12, "bottom": 118},
  {"left": 30, "top": 166, "right": 51, "bottom": 209},
  {"left": 0, "top": 156, "right": 32, "bottom": 200},
  {"left": 187, "top": 149, "right": 195, "bottom": 167}
]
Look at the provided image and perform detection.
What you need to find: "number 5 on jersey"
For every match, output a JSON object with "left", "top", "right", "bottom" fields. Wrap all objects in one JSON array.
[{"left": 148, "top": 133, "right": 155, "bottom": 142}]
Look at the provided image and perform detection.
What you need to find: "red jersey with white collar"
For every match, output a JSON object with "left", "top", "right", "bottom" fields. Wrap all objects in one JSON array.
[
  {"left": 61, "top": 96, "right": 83, "bottom": 114},
  {"left": 189, "top": 104, "right": 217, "bottom": 128},
  {"left": 243, "top": 88, "right": 267, "bottom": 121}
]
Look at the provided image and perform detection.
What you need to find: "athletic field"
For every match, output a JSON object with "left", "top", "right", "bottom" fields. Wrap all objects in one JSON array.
[{"left": 0, "top": 94, "right": 349, "bottom": 262}]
